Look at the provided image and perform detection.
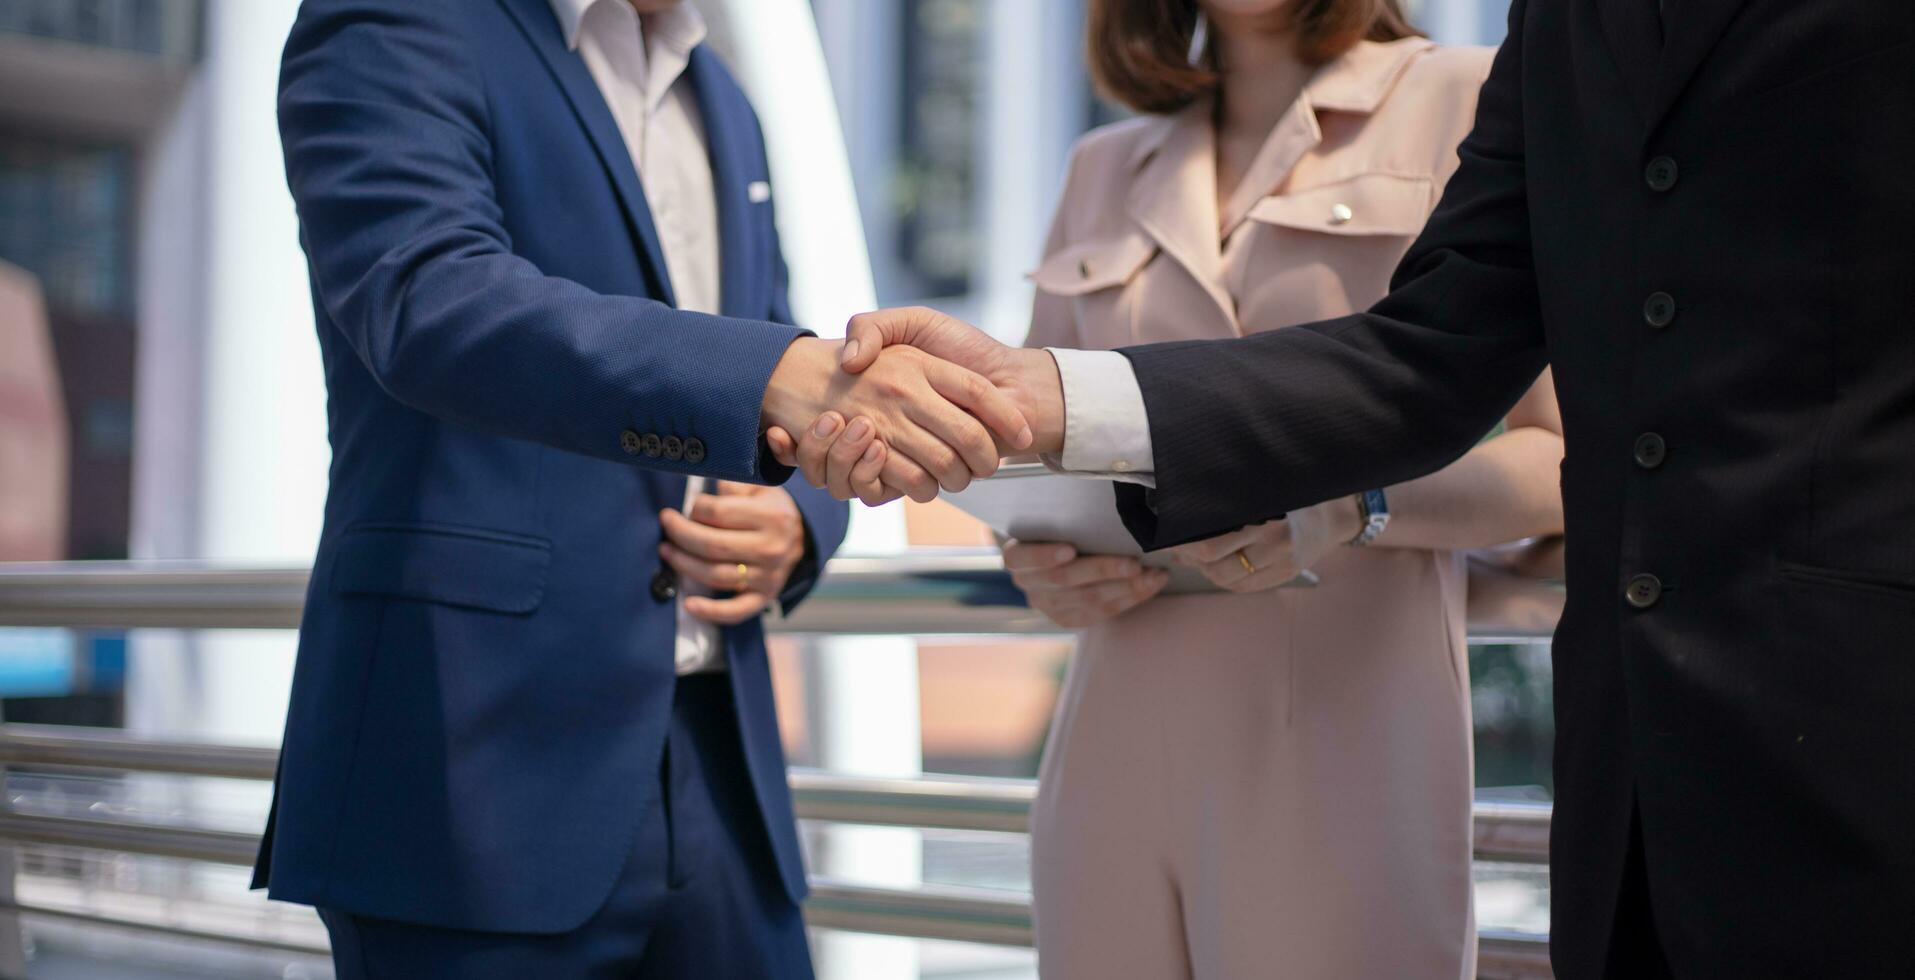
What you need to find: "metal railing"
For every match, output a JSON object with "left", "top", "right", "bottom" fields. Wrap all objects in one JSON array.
[
  {"left": 0, "top": 555, "right": 1560, "bottom": 977},
  {"left": 0, "top": 547, "right": 1564, "bottom": 637}
]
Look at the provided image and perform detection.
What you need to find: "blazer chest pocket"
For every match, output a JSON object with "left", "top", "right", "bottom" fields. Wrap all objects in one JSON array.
[
  {"left": 1030, "top": 232, "right": 1157, "bottom": 296},
  {"left": 1029, "top": 233, "right": 1157, "bottom": 345},
  {"left": 1246, "top": 172, "right": 1433, "bottom": 237},
  {"left": 330, "top": 523, "right": 552, "bottom": 615}
]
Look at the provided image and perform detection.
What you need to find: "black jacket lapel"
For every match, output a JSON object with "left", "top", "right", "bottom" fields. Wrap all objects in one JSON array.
[
  {"left": 1647, "top": 0, "right": 1754, "bottom": 132},
  {"left": 1594, "top": 0, "right": 1664, "bottom": 125}
]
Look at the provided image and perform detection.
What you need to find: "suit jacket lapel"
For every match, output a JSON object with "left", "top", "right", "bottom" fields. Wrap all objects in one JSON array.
[
  {"left": 1594, "top": 0, "right": 1664, "bottom": 125},
  {"left": 1125, "top": 106, "right": 1237, "bottom": 335},
  {"left": 688, "top": 48, "right": 763, "bottom": 320},
  {"left": 1648, "top": 0, "right": 1753, "bottom": 132},
  {"left": 495, "top": 0, "right": 677, "bottom": 307}
]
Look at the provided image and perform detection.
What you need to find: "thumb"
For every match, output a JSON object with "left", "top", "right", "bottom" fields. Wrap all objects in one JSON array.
[
  {"left": 714, "top": 480, "right": 767, "bottom": 496},
  {"left": 765, "top": 427, "right": 800, "bottom": 468},
  {"left": 839, "top": 314, "right": 890, "bottom": 373},
  {"left": 840, "top": 306, "right": 938, "bottom": 373}
]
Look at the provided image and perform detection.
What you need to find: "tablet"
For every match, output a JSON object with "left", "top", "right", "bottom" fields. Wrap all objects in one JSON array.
[{"left": 941, "top": 463, "right": 1317, "bottom": 595}]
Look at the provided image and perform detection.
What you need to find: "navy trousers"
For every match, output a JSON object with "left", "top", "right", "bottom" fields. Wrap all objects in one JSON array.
[{"left": 319, "top": 675, "right": 814, "bottom": 979}]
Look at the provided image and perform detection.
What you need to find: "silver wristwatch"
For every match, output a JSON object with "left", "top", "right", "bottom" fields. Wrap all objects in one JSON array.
[{"left": 1350, "top": 489, "right": 1389, "bottom": 547}]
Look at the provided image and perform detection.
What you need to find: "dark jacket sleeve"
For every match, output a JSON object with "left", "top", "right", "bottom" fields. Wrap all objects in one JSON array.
[
  {"left": 279, "top": 0, "right": 804, "bottom": 484},
  {"left": 1116, "top": 0, "right": 1546, "bottom": 550}
]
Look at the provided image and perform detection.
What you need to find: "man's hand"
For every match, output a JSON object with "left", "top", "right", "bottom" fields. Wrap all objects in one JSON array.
[
  {"left": 659, "top": 481, "right": 808, "bottom": 625},
  {"left": 765, "top": 412, "right": 899, "bottom": 507},
  {"left": 766, "top": 309, "right": 1069, "bottom": 500},
  {"left": 1168, "top": 498, "right": 1361, "bottom": 592},
  {"left": 762, "top": 336, "right": 1033, "bottom": 501},
  {"left": 839, "top": 307, "right": 1066, "bottom": 455},
  {"left": 1003, "top": 541, "right": 1169, "bottom": 628}
]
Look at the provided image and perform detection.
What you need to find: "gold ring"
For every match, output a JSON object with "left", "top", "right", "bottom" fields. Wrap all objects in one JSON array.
[
  {"left": 735, "top": 563, "right": 751, "bottom": 590},
  {"left": 1235, "top": 549, "right": 1256, "bottom": 575}
]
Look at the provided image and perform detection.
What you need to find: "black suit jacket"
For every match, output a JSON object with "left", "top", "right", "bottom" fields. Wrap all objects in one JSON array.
[{"left": 1116, "top": 1, "right": 1915, "bottom": 975}]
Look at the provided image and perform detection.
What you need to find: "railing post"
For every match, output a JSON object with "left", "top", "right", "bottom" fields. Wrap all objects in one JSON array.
[{"left": 0, "top": 702, "right": 31, "bottom": 979}]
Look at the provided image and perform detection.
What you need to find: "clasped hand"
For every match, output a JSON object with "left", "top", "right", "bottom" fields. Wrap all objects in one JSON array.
[
  {"left": 659, "top": 481, "right": 807, "bottom": 625},
  {"left": 762, "top": 309, "right": 1065, "bottom": 505}
]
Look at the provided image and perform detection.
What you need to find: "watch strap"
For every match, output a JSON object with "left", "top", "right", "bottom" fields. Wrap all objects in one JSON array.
[{"left": 1351, "top": 489, "right": 1390, "bottom": 547}]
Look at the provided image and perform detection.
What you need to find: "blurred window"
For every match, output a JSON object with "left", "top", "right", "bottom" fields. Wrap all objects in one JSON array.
[
  {"left": 0, "top": 0, "right": 198, "bottom": 61},
  {"left": 0, "top": 138, "right": 133, "bottom": 319},
  {"left": 890, "top": 0, "right": 983, "bottom": 302}
]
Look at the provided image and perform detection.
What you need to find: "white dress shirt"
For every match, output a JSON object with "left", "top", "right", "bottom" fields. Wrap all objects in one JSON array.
[
  {"left": 552, "top": 0, "right": 726, "bottom": 673},
  {"left": 1045, "top": 349, "right": 1159, "bottom": 487}
]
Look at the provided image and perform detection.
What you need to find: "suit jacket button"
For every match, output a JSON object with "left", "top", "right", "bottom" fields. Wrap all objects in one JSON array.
[
  {"left": 642, "top": 433, "right": 664, "bottom": 457},
  {"left": 663, "top": 436, "right": 685, "bottom": 461},
  {"left": 1645, "top": 156, "right": 1679, "bottom": 192},
  {"left": 1643, "top": 292, "right": 1676, "bottom": 329},
  {"left": 619, "top": 430, "right": 643, "bottom": 455},
  {"left": 650, "top": 568, "right": 678, "bottom": 603},
  {"left": 1625, "top": 573, "right": 1663, "bottom": 609},
  {"left": 1634, "top": 432, "right": 1667, "bottom": 469},
  {"left": 684, "top": 438, "right": 706, "bottom": 464}
]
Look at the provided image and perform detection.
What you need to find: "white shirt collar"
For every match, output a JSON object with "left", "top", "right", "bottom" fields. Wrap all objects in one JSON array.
[{"left": 549, "top": 0, "right": 708, "bottom": 55}]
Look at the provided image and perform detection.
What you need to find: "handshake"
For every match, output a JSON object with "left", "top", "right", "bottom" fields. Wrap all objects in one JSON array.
[{"left": 759, "top": 307, "right": 1067, "bottom": 505}]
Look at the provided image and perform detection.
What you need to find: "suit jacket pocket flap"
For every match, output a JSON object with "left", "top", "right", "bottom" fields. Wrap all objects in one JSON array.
[
  {"left": 1028, "top": 233, "right": 1157, "bottom": 296},
  {"left": 330, "top": 523, "right": 552, "bottom": 614},
  {"left": 1247, "top": 172, "right": 1433, "bottom": 236}
]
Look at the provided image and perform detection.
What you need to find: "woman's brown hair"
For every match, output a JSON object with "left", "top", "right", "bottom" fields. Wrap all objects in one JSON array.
[{"left": 1089, "top": 0, "right": 1423, "bottom": 114}]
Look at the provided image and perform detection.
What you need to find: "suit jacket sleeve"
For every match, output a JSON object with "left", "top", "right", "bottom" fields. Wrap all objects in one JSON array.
[
  {"left": 279, "top": 0, "right": 804, "bottom": 484},
  {"left": 1115, "top": 0, "right": 1547, "bottom": 549}
]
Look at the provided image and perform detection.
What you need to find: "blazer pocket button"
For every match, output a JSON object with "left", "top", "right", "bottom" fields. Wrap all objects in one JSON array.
[
  {"left": 650, "top": 568, "right": 678, "bottom": 603},
  {"left": 684, "top": 438, "right": 706, "bottom": 464},
  {"left": 619, "top": 430, "right": 642, "bottom": 455}
]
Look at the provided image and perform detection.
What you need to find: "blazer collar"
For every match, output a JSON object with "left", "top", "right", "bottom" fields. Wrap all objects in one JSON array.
[
  {"left": 498, "top": 0, "right": 677, "bottom": 306},
  {"left": 1120, "top": 38, "right": 1435, "bottom": 331},
  {"left": 1121, "top": 37, "right": 1436, "bottom": 173}
]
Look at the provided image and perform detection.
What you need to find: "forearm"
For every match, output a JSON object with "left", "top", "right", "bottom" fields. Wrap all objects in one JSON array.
[
  {"left": 356, "top": 249, "right": 804, "bottom": 479},
  {"left": 1373, "top": 425, "right": 1564, "bottom": 551}
]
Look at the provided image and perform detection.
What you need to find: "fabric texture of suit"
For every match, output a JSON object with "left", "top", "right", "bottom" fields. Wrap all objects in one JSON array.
[
  {"left": 1113, "top": 1, "right": 1915, "bottom": 976},
  {"left": 255, "top": 0, "right": 848, "bottom": 939}
]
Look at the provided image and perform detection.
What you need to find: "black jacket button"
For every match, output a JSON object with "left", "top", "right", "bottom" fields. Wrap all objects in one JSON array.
[
  {"left": 650, "top": 568, "right": 678, "bottom": 603},
  {"left": 619, "top": 430, "right": 642, "bottom": 455},
  {"left": 1643, "top": 292, "right": 1676, "bottom": 329},
  {"left": 684, "top": 438, "right": 706, "bottom": 464},
  {"left": 1634, "top": 433, "right": 1667, "bottom": 469},
  {"left": 642, "top": 433, "right": 663, "bottom": 457},
  {"left": 1645, "top": 156, "right": 1678, "bottom": 192},
  {"left": 1625, "top": 573, "right": 1663, "bottom": 609},
  {"left": 663, "top": 436, "right": 684, "bottom": 461}
]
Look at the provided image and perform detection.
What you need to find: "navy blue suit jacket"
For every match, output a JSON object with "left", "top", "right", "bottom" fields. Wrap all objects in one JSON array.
[{"left": 255, "top": 0, "right": 849, "bottom": 934}]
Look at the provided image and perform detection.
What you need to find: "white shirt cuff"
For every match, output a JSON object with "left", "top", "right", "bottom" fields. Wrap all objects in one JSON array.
[{"left": 1041, "top": 348, "right": 1156, "bottom": 487}]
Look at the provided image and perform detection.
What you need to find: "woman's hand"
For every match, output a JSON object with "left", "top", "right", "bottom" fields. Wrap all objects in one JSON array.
[
  {"left": 1169, "top": 498, "right": 1361, "bottom": 593},
  {"left": 659, "top": 481, "right": 808, "bottom": 625},
  {"left": 1003, "top": 540, "right": 1169, "bottom": 629}
]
